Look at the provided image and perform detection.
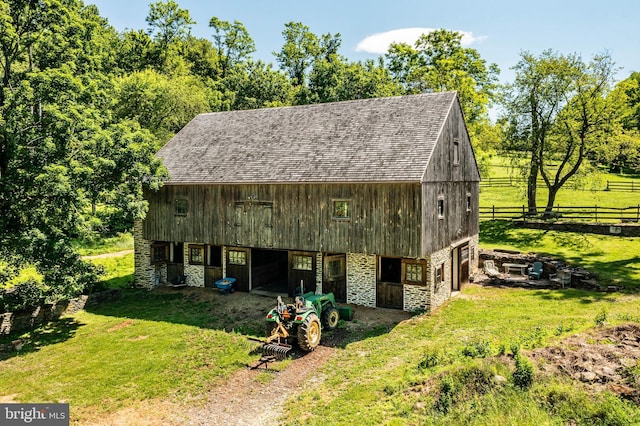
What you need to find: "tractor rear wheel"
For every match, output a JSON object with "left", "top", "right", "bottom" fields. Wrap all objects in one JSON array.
[
  {"left": 322, "top": 307, "right": 340, "bottom": 329},
  {"left": 297, "top": 313, "right": 321, "bottom": 351}
]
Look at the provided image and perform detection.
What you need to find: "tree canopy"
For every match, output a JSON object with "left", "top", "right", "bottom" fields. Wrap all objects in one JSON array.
[{"left": 2, "top": 0, "right": 638, "bottom": 296}]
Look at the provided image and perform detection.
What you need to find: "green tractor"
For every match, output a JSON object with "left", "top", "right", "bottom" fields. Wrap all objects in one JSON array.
[{"left": 261, "top": 292, "right": 340, "bottom": 359}]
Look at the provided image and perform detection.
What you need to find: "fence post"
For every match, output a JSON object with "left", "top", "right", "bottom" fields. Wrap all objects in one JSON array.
[
  {"left": 522, "top": 205, "right": 525, "bottom": 221},
  {"left": 595, "top": 205, "right": 598, "bottom": 223},
  {"left": 492, "top": 205, "right": 495, "bottom": 220}
]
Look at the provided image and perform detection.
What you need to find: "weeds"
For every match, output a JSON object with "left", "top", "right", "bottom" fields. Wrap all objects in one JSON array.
[
  {"left": 461, "top": 339, "right": 492, "bottom": 358},
  {"left": 595, "top": 308, "right": 608, "bottom": 327}
]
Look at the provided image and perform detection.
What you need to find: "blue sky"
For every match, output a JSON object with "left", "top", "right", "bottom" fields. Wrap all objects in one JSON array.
[{"left": 87, "top": 0, "right": 639, "bottom": 85}]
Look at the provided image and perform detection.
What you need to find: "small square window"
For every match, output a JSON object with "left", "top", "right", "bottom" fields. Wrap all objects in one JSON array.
[
  {"left": 151, "top": 243, "right": 169, "bottom": 263},
  {"left": 189, "top": 245, "right": 204, "bottom": 264},
  {"left": 228, "top": 250, "right": 246, "bottom": 265},
  {"left": 175, "top": 199, "right": 188, "bottom": 216},
  {"left": 328, "top": 259, "right": 344, "bottom": 278},
  {"left": 293, "top": 255, "right": 313, "bottom": 271},
  {"left": 466, "top": 194, "right": 472, "bottom": 212},
  {"left": 435, "top": 263, "right": 445, "bottom": 284},
  {"left": 405, "top": 263, "right": 423, "bottom": 283},
  {"left": 333, "top": 200, "right": 350, "bottom": 220},
  {"left": 437, "top": 197, "right": 445, "bottom": 219}
]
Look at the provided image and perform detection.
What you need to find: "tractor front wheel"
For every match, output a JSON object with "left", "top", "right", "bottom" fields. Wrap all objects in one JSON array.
[
  {"left": 297, "top": 313, "right": 321, "bottom": 352},
  {"left": 322, "top": 307, "right": 340, "bottom": 329}
]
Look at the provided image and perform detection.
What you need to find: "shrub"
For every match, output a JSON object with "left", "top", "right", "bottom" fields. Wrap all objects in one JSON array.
[
  {"left": 418, "top": 349, "right": 442, "bottom": 370},
  {"left": 462, "top": 339, "right": 492, "bottom": 358},
  {"left": 434, "top": 376, "right": 456, "bottom": 414},
  {"left": 513, "top": 354, "right": 535, "bottom": 390},
  {"left": 1, "top": 279, "right": 43, "bottom": 312},
  {"left": 595, "top": 308, "right": 608, "bottom": 327}
]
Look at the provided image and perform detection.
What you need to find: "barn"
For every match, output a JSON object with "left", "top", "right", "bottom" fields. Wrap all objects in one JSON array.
[{"left": 134, "top": 91, "right": 480, "bottom": 312}]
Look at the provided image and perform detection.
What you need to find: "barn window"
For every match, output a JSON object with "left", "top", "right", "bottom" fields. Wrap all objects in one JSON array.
[
  {"left": 327, "top": 258, "right": 345, "bottom": 279},
  {"left": 189, "top": 245, "right": 204, "bottom": 265},
  {"left": 228, "top": 250, "right": 246, "bottom": 265},
  {"left": 466, "top": 193, "right": 472, "bottom": 212},
  {"left": 332, "top": 199, "right": 350, "bottom": 220},
  {"left": 292, "top": 255, "right": 313, "bottom": 271},
  {"left": 151, "top": 243, "right": 169, "bottom": 263},
  {"left": 453, "top": 139, "right": 460, "bottom": 165},
  {"left": 175, "top": 199, "right": 188, "bottom": 216},
  {"left": 405, "top": 263, "right": 423, "bottom": 283},
  {"left": 437, "top": 197, "right": 445, "bottom": 219},
  {"left": 435, "top": 263, "right": 445, "bottom": 285}
]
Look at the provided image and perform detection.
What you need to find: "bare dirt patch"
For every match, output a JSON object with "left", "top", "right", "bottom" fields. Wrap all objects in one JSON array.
[
  {"left": 106, "top": 319, "right": 134, "bottom": 332},
  {"left": 530, "top": 324, "right": 640, "bottom": 403}
]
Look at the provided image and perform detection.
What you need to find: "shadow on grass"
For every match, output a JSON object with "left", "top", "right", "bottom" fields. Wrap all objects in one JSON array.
[
  {"left": 85, "top": 288, "right": 414, "bottom": 351},
  {"left": 480, "top": 220, "right": 546, "bottom": 247},
  {"left": 0, "top": 317, "right": 82, "bottom": 361},
  {"left": 531, "top": 288, "right": 621, "bottom": 304}
]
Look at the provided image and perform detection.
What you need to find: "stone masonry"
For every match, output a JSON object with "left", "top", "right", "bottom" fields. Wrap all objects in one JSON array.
[
  {"left": 346, "top": 253, "right": 376, "bottom": 308},
  {"left": 430, "top": 246, "right": 452, "bottom": 310},
  {"left": 184, "top": 243, "right": 205, "bottom": 287},
  {"left": 133, "top": 220, "right": 154, "bottom": 289}
]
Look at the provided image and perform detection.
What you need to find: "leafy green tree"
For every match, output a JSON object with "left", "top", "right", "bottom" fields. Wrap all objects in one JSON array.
[
  {"left": 145, "top": 0, "right": 195, "bottom": 48},
  {"left": 0, "top": 0, "right": 167, "bottom": 297},
  {"left": 209, "top": 17, "right": 255, "bottom": 78},
  {"left": 114, "top": 69, "right": 212, "bottom": 144},
  {"left": 385, "top": 29, "right": 499, "bottom": 125},
  {"left": 274, "top": 22, "right": 339, "bottom": 87},
  {"left": 222, "top": 60, "right": 293, "bottom": 110},
  {"left": 308, "top": 56, "right": 401, "bottom": 103},
  {"left": 502, "top": 50, "right": 618, "bottom": 216}
]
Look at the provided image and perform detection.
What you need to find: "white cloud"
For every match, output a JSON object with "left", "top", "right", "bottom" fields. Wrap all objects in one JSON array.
[{"left": 355, "top": 28, "right": 487, "bottom": 55}]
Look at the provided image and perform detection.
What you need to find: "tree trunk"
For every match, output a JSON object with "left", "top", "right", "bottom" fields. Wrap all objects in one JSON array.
[
  {"left": 543, "top": 186, "right": 560, "bottom": 218},
  {"left": 526, "top": 156, "right": 538, "bottom": 215}
]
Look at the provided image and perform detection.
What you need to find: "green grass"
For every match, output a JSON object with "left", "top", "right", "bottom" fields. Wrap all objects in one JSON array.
[
  {"left": 480, "top": 154, "right": 640, "bottom": 209},
  {"left": 0, "top": 290, "right": 259, "bottom": 420},
  {"left": 480, "top": 221, "right": 640, "bottom": 288},
  {"left": 73, "top": 233, "right": 133, "bottom": 257},
  {"left": 282, "top": 286, "right": 640, "bottom": 425},
  {"left": 88, "top": 253, "right": 134, "bottom": 289}
]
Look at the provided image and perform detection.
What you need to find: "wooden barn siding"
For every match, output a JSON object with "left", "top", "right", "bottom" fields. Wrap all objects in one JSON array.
[
  {"left": 421, "top": 98, "right": 480, "bottom": 255},
  {"left": 143, "top": 183, "right": 423, "bottom": 258}
]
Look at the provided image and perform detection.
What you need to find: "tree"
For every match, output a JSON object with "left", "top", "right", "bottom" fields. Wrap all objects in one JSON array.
[
  {"left": 209, "top": 17, "right": 255, "bottom": 78},
  {"left": 502, "top": 50, "right": 618, "bottom": 216},
  {"left": 222, "top": 60, "right": 294, "bottom": 110},
  {"left": 274, "top": 22, "right": 340, "bottom": 87},
  {"left": 385, "top": 29, "right": 499, "bottom": 125},
  {"left": 0, "top": 0, "right": 167, "bottom": 297},
  {"left": 145, "top": 1, "right": 195, "bottom": 47}
]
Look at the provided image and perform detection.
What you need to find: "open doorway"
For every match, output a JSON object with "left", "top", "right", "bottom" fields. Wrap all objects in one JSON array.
[
  {"left": 251, "top": 249, "right": 288, "bottom": 294},
  {"left": 377, "top": 257, "right": 403, "bottom": 309}
]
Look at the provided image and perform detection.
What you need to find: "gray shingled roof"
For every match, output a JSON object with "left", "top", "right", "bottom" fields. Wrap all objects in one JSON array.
[{"left": 158, "top": 92, "right": 457, "bottom": 184}]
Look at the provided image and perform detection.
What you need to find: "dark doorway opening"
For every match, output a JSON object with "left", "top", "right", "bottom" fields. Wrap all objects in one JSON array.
[
  {"left": 380, "top": 257, "right": 401, "bottom": 283},
  {"left": 252, "top": 249, "right": 288, "bottom": 294},
  {"left": 378, "top": 257, "right": 403, "bottom": 309}
]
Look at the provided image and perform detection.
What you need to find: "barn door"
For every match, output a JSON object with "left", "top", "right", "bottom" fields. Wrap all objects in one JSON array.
[
  {"left": 234, "top": 202, "right": 273, "bottom": 248},
  {"left": 226, "top": 248, "right": 250, "bottom": 292},
  {"left": 323, "top": 254, "right": 346, "bottom": 303},
  {"left": 452, "top": 243, "right": 469, "bottom": 291},
  {"left": 289, "top": 252, "right": 316, "bottom": 296},
  {"left": 377, "top": 257, "right": 403, "bottom": 309}
]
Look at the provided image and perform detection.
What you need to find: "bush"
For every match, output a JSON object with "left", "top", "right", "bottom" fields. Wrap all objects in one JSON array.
[
  {"left": 513, "top": 354, "right": 535, "bottom": 389},
  {"left": 1, "top": 279, "right": 44, "bottom": 312},
  {"left": 462, "top": 339, "right": 492, "bottom": 358}
]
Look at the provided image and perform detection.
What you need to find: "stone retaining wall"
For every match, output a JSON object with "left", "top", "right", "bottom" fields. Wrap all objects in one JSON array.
[
  {"left": 514, "top": 221, "right": 640, "bottom": 237},
  {"left": 0, "top": 289, "right": 121, "bottom": 336}
]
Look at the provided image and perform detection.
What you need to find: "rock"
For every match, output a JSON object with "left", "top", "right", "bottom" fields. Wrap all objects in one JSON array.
[{"left": 578, "top": 371, "right": 598, "bottom": 382}]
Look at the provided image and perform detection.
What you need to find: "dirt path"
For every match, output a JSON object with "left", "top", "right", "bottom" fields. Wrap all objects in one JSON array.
[{"left": 180, "top": 346, "right": 334, "bottom": 425}]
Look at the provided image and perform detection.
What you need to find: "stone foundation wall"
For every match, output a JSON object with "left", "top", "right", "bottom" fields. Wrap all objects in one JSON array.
[
  {"left": 430, "top": 246, "right": 452, "bottom": 310},
  {"left": 133, "top": 220, "right": 154, "bottom": 289},
  {"left": 346, "top": 253, "right": 376, "bottom": 307},
  {"left": 184, "top": 243, "right": 205, "bottom": 287},
  {"left": 404, "top": 284, "right": 430, "bottom": 312}
]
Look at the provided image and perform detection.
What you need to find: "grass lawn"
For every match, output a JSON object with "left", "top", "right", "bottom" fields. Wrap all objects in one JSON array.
[
  {"left": 283, "top": 286, "right": 640, "bottom": 425},
  {"left": 0, "top": 290, "right": 260, "bottom": 421}
]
